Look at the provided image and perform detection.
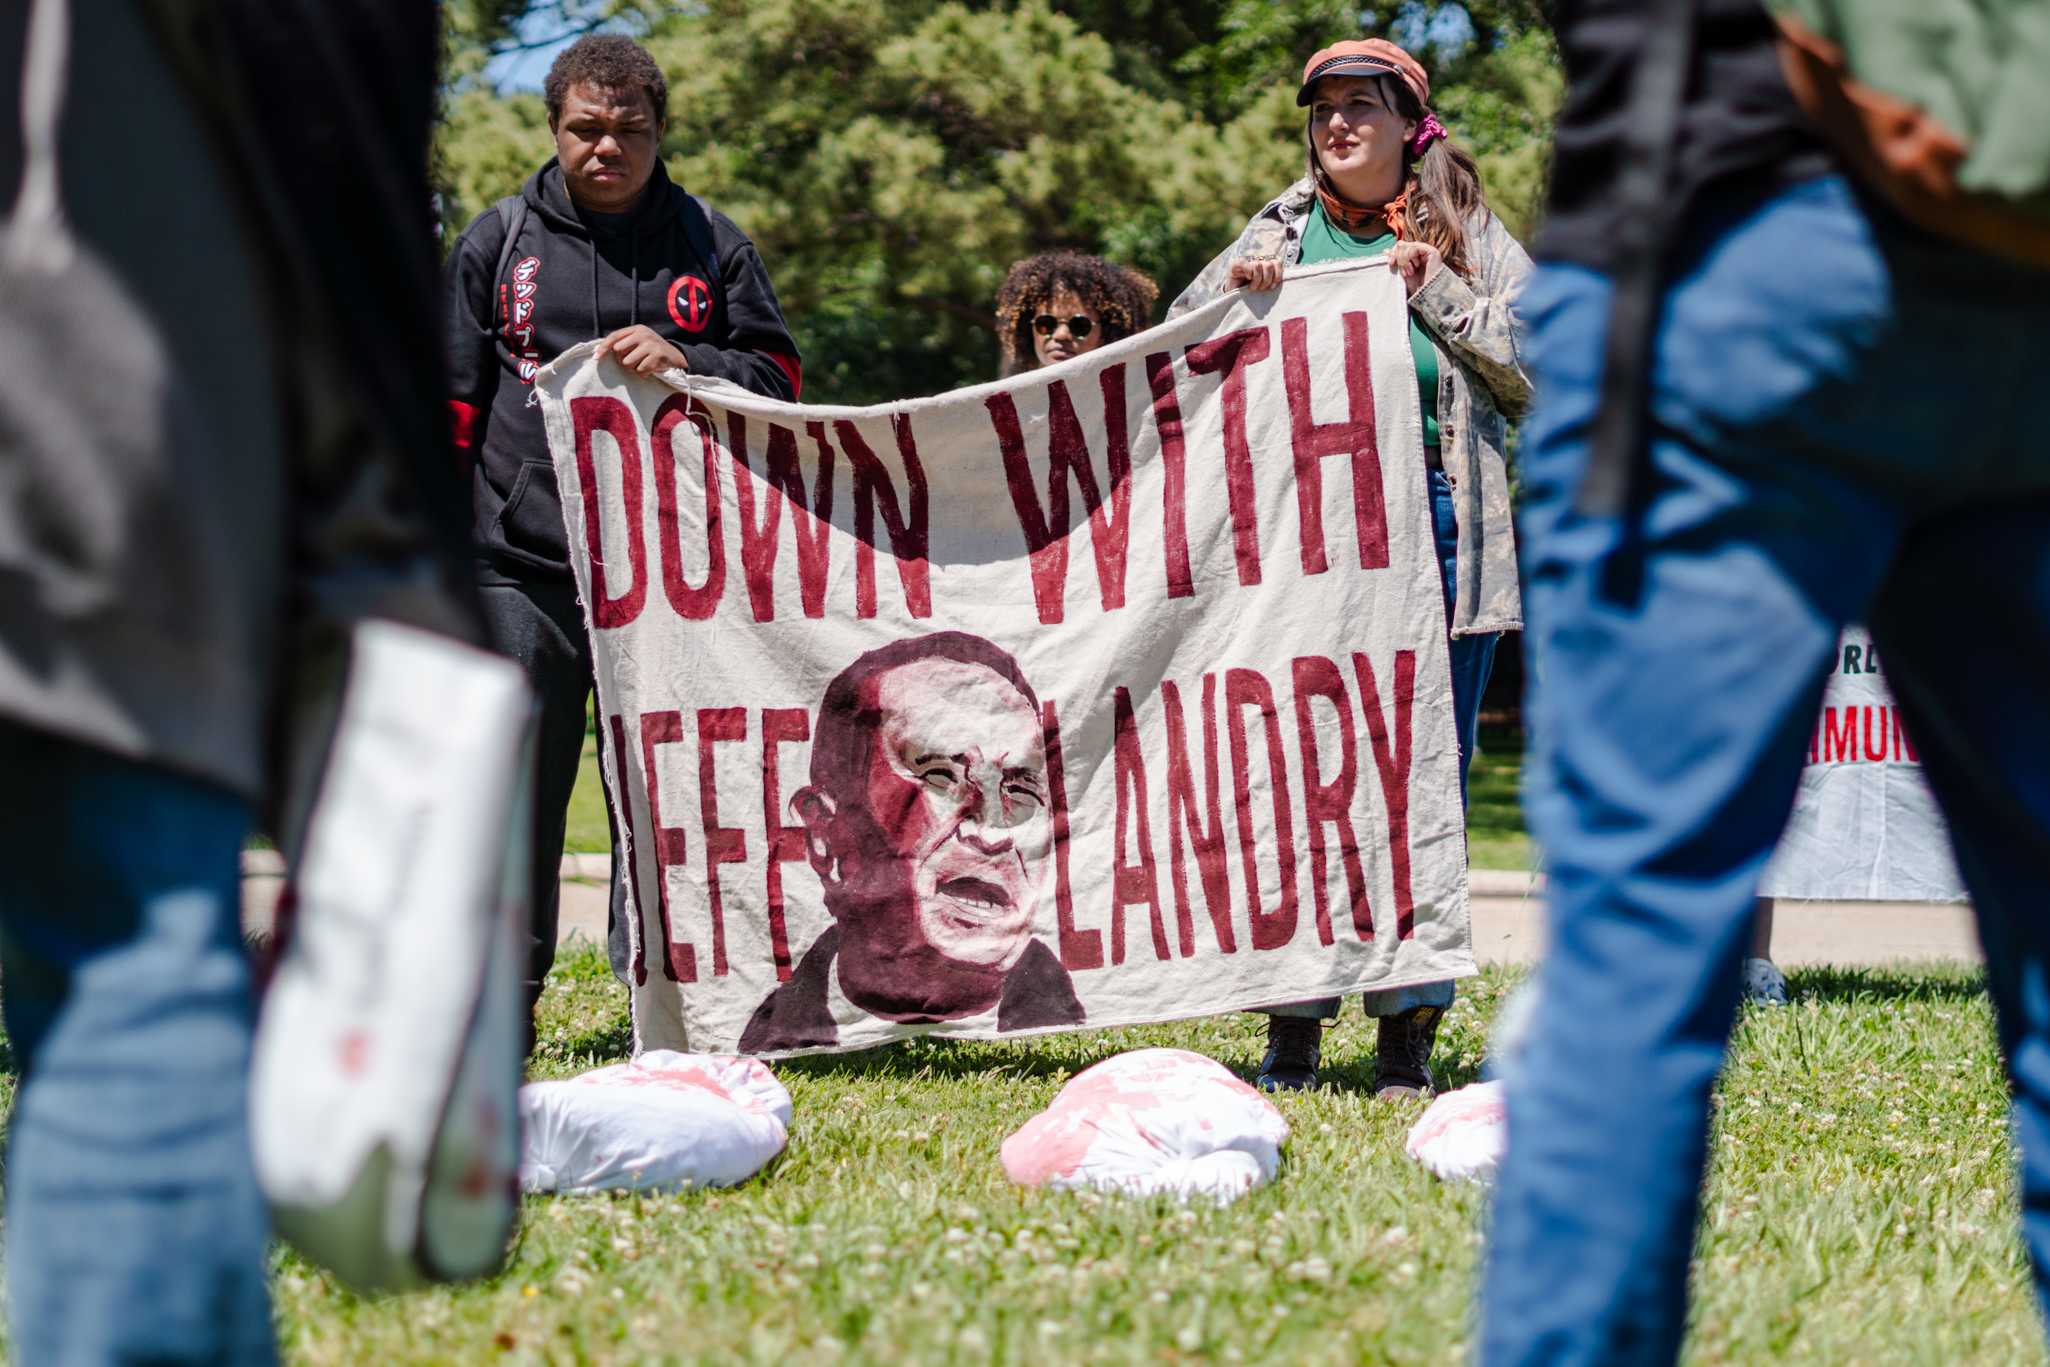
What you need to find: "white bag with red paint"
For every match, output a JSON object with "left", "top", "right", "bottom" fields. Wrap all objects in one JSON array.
[
  {"left": 520, "top": 1052, "right": 792, "bottom": 1194},
  {"left": 254, "top": 621, "right": 533, "bottom": 1294},
  {"left": 1001, "top": 1049, "right": 1289, "bottom": 1203},
  {"left": 1405, "top": 1080, "right": 1506, "bottom": 1184}
]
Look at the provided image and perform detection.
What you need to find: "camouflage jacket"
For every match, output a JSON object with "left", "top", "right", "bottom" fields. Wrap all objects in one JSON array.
[{"left": 1168, "top": 176, "right": 1531, "bottom": 638}]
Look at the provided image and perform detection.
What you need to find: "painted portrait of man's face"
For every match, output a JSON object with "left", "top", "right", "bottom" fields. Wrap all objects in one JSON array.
[
  {"left": 864, "top": 656, "right": 1051, "bottom": 967},
  {"left": 794, "top": 635, "right": 1053, "bottom": 1023}
]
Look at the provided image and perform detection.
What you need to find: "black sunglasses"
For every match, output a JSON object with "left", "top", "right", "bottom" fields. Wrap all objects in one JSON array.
[{"left": 1032, "top": 313, "right": 1095, "bottom": 339}]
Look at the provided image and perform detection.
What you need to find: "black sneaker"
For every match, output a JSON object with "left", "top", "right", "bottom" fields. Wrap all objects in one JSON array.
[
  {"left": 1372, "top": 1004, "right": 1444, "bottom": 1100},
  {"left": 1256, "top": 1016, "right": 1324, "bottom": 1092}
]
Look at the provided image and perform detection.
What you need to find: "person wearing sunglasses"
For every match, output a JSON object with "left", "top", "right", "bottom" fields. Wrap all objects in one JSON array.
[
  {"left": 994, "top": 250, "right": 1158, "bottom": 376},
  {"left": 1169, "top": 37, "right": 1532, "bottom": 1100}
]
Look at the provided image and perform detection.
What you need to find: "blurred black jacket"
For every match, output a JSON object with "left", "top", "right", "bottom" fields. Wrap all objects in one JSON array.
[{"left": 0, "top": 0, "right": 477, "bottom": 799}]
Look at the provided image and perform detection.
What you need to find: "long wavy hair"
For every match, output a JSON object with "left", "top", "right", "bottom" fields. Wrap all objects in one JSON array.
[
  {"left": 1307, "top": 75, "right": 1486, "bottom": 280},
  {"left": 994, "top": 251, "right": 1159, "bottom": 377}
]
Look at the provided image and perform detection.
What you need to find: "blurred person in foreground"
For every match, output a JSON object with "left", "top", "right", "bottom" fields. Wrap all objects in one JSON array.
[
  {"left": 994, "top": 250, "right": 1157, "bottom": 375},
  {"left": 0, "top": 0, "right": 476, "bottom": 1360},
  {"left": 444, "top": 35, "right": 800, "bottom": 1036},
  {"left": 1170, "top": 37, "right": 1530, "bottom": 1099},
  {"left": 1484, "top": 1, "right": 2050, "bottom": 1360}
]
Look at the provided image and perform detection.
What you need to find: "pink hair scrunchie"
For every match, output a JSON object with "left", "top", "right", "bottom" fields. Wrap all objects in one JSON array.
[{"left": 1411, "top": 112, "right": 1448, "bottom": 155}]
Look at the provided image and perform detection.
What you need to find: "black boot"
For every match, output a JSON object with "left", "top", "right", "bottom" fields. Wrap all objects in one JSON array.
[
  {"left": 1372, "top": 1004, "right": 1444, "bottom": 1100},
  {"left": 1256, "top": 1015, "right": 1324, "bottom": 1092}
]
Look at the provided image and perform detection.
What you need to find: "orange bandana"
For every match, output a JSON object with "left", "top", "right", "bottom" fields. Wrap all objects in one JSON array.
[{"left": 1315, "top": 178, "right": 1410, "bottom": 241}]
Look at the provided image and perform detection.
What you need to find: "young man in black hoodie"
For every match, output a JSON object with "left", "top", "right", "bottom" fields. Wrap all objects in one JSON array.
[{"left": 444, "top": 35, "right": 801, "bottom": 1038}]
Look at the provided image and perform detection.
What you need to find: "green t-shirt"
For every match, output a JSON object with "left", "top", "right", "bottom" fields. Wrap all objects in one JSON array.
[{"left": 1295, "top": 200, "right": 1441, "bottom": 448}]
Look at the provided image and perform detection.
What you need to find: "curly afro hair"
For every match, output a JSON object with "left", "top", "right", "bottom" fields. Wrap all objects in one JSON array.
[
  {"left": 544, "top": 34, "right": 668, "bottom": 129},
  {"left": 994, "top": 251, "right": 1159, "bottom": 376}
]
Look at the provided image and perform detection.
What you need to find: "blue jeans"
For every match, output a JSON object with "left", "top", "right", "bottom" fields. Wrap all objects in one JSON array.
[
  {"left": 0, "top": 725, "right": 274, "bottom": 1364},
  {"left": 1483, "top": 174, "right": 2050, "bottom": 1364},
  {"left": 1269, "top": 465, "right": 1499, "bottom": 1021}
]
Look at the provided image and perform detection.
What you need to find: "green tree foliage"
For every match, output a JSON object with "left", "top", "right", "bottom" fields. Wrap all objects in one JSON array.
[{"left": 437, "top": 1, "right": 1557, "bottom": 403}]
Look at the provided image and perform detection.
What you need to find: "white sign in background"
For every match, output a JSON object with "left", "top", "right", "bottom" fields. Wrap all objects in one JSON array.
[{"left": 1759, "top": 627, "right": 1966, "bottom": 902}]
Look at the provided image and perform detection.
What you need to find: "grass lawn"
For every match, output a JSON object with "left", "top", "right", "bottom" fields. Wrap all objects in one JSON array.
[
  {"left": 564, "top": 728, "right": 613, "bottom": 854},
  {"left": 262, "top": 949, "right": 2042, "bottom": 1364},
  {"left": 1466, "top": 724, "right": 1534, "bottom": 872},
  {"left": 565, "top": 722, "right": 1541, "bottom": 871}
]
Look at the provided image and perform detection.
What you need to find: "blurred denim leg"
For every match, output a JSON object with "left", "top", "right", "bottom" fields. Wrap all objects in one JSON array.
[
  {"left": 0, "top": 724, "right": 273, "bottom": 1365},
  {"left": 1866, "top": 512, "right": 2050, "bottom": 1323},
  {"left": 1481, "top": 177, "right": 1913, "bottom": 1364}
]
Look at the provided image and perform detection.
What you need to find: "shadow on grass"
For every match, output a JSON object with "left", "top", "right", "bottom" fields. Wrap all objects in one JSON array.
[
  {"left": 776, "top": 1034, "right": 1126, "bottom": 1085},
  {"left": 540, "top": 1018, "right": 635, "bottom": 1063},
  {"left": 784, "top": 1030, "right": 1492, "bottom": 1101},
  {"left": 1786, "top": 964, "right": 1986, "bottom": 1006},
  {"left": 1468, "top": 722, "right": 1530, "bottom": 856}
]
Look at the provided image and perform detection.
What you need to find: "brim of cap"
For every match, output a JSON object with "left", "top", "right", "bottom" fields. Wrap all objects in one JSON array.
[{"left": 1296, "top": 57, "right": 1403, "bottom": 105}]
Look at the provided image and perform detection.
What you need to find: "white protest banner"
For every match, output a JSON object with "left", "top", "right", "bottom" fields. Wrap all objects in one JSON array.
[
  {"left": 1760, "top": 628, "right": 1965, "bottom": 902},
  {"left": 536, "top": 261, "right": 1474, "bottom": 1056}
]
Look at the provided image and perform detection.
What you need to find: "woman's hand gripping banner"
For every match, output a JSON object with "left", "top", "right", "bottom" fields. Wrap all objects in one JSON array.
[{"left": 536, "top": 261, "right": 1476, "bottom": 1056}]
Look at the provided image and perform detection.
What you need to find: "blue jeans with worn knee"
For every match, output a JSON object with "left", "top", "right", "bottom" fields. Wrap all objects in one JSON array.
[
  {"left": 0, "top": 724, "right": 275, "bottom": 1364},
  {"left": 1267, "top": 464, "right": 1499, "bottom": 1022},
  {"left": 1482, "top": 174, "right": 2050, "bottom": 1364}
]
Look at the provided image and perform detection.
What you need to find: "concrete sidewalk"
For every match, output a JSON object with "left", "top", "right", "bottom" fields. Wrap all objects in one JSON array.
[{"left": 240, "top": 852, "right": 1984, "bottom": 967}]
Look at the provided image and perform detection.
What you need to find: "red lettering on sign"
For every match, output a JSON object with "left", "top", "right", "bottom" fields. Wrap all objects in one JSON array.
[
  {"left": 1282, "top": 312, "right": 1390, "bottom": 575},
  {"left": 1184, "top": 327, "right": 1272, "bottom": 587},
  {"left": 1807, "top": 704, "right": 1924, "bottom": 765},
  {"left": 987, "top": 365, "right": 1134, "bottom": 625},
  {"left": 1823, "top": 705, "right": 1857, "bottom": 763},
  {"left": 635, "top": 710, "right": 697, "bottom": 984},
  {"left": 697, "top": 708, "right": 747, "bottom": 978},
  {"left": 1146, "top": 351, "right": 1196, "bottom": 600},
  {"left": 1042, "top": 699, "right": 1103, "bottom": 972},
  {"left": 1353, "top": 650, "right": 1417, "bottom": 939},
  {"left": 1293, "top": 655, "right": 1371, "bottom": 945},
  {"left": 728, "top": 413, "right": 778, "bottom": 623},
  {"left": 1226, "top": 667, "right": 1299, "bottom": 951},
  {"left": 650, "top": 395, "right": 727, "bottom": 621},
  {"left": 1162, "top": 676, "right": 1235, "bottom": 956},
  {"left": 571, "top": 396, "right": 648, "bottom": 628},
  {"left": 760, "top": 707, "right": 809, "bottom": 982},
  {"left": 790, "top": 424, "right": 840, "bottom": 617},
  {"left": 837, "top": 417, "right": 932, "bottom": 619},
  {"left": 728, "top": 414, "right": 837, "bottom": 623},
  {"left": 1110, "top": 687, "right": 1171, "bottom": 965}
]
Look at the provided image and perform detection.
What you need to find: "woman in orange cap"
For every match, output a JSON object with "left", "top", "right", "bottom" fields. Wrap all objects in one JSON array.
[{"left": 1170, "top": 37, "right": 1532, "bottom": 1100}]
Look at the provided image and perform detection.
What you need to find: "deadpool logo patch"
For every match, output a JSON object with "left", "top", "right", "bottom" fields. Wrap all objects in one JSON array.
[{"left": 668, "top": 275, "right": 714, "bottom": 334}]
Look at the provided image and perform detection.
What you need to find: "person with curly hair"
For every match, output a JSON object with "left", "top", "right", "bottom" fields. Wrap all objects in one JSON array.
[
  {"left": 1171, "top": 37, "right": 1532, "bottom": 1100},
  {"left": 995, "top": 251, "right": 1158, "bottom": 375}
]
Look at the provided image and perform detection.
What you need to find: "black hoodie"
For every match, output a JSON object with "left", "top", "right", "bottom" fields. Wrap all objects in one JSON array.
[{"left": 445, "top": 158, "right": 801, "bottom": 578}]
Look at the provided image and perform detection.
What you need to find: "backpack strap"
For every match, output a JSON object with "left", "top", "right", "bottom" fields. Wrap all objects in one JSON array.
[
  {"left": 672, "top": 189, "right": 729, "bottom": 321},
  {"left": 1573, "top": 0, "right": 1699, "bottom": 611},
  {"left": 482, "top": 194, "right": 528, "bottom": 338}
]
